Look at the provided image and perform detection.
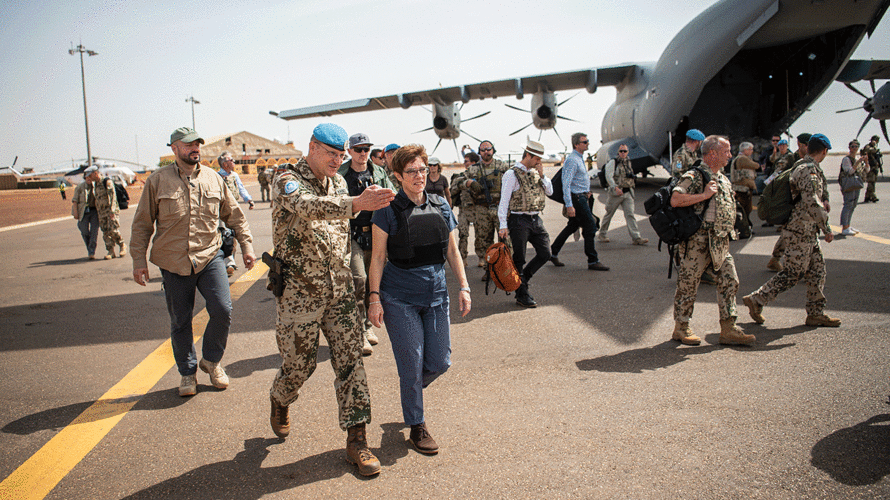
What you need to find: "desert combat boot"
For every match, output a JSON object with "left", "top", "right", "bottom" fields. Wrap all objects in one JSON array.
[
  {"left": 742, "top": 294, "right": 765, "bottom": 324},
  {"left": 805, "top": 313, "right": 841, "bottom": 327},
  {"left": 672, "top": 321, "right": 701, "bottom": 345},
  {"left": 270, "top": 395, "right": 290, "bottom": 438},
  {"left": 719, "top": 319, "right": 755, "bottom": 346},
  {"left": 346, "top": 424, "right": 381, "bottom": 476}
]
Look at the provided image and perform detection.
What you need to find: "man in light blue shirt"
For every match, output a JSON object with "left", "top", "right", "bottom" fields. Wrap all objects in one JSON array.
[
  {"left": 218, "top": 152, "right": 255, "bottom": 275},
  {"left": 549, "top": 132, "right": 609, "bottom": 271}
]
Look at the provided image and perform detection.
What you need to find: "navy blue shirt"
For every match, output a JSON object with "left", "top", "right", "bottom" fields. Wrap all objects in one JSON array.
[{"left": 371, "top": 192, "right": 457, "bottom": 307}]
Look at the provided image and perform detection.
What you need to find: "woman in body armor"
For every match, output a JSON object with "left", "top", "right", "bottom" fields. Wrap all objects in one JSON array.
[{"left": 367, "top": 144, "right": 471, "bottom": 455}]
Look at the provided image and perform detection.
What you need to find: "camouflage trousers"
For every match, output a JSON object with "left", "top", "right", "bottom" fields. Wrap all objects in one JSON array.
[
  {"left": 674, "top": 232, "right": 739, "bottom": 323},
  {"left": 270, "top": 278, "right": 371, "bottom": 430},
  {"left": 98, "top": 213, "right": 124, "bottom": 252},
  {"left": 771, "top": 230, "right": 787, "bottom": 259},
  {"left": 864, "top": 180, "right": 877, "bottom": 201},
  {"left": 349, "top": 238, "right": 373, "bottom": 334},
  {"left": 474, "top": 204, "right": 511, "bottom": 257},
  {"left": 747, "top": 229, "right": 826, "bottom": 316},
  {"left": 457, "top": 205, "right": 484, "bottom": 260}
]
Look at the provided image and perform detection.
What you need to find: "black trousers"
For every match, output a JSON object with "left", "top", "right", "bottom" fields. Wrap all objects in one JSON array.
[
  {"left": 551, "top": 193, "right": 600, "bottom": 264},
  {"left": 507, "top": 213, "right": 551, "bottom": 291}
]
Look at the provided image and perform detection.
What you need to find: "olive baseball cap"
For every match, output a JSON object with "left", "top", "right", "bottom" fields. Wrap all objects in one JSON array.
[{"left": 168, "top": 127, "right": 204, "bottom": 146}]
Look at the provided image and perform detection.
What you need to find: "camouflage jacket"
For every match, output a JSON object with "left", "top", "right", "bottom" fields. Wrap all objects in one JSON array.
[
  {"left": 774, "top": 151, "right": 797, "bottom": 173},
  {"left": 94, "top": 177, "right": 119, "bottom": 218},
  {"left": 257, "top": 168, "right": 270, "bottom": 187},
  {"left": 465, "top": 159, "right": 508, "bottom": 206},
  {"left": 507, "top": 165, "right": 547, "bottom": 213},
  {"left": 674, "top": 163, "right": 736, "bottom": 268},
  {"left": 271, "top": 159, "right": 355, "bottom": 297},
  {"left": 785, "top": 157, "right": 831, "bottom": 238},
  {"left": 450, "top": 169, "right": 475, "bottom": 207},
  {"left": 671, "top": 144, "right": 700, "bottom": 179},
  {"left": 863, "top": 142, "right": 882, "bottom": 180}
]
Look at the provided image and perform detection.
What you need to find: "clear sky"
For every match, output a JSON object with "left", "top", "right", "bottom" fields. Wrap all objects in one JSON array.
[{"left": 1, "top": 0, "right": 888, "bottom": 172}]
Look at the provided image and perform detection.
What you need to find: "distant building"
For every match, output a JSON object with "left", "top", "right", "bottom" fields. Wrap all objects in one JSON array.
[{"left": 159, "top": 131, "right": 302, "bottom": 174}]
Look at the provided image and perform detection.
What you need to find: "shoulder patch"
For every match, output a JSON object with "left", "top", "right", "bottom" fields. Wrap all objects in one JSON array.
[{"left": 284, "top": 180, "right": 299, "bottom": 195}]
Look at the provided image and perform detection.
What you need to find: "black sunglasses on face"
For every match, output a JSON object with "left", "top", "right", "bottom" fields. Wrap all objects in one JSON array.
[
  {"left": 352, "top": 147, "right": 370, "bottom": 153},
  {"left": 619, "top": 150, "right": 628, "bottom": 153}
]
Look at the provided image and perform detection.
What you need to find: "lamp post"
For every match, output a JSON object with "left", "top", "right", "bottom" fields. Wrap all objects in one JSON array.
[
  {"left": 68, "top": 44, "right": 97, "bottom": 168},
  {"left": 186, "top": 96, "right": 200, "bottom": 129}
]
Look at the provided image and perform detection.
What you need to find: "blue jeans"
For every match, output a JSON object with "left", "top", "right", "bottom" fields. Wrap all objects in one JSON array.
[
  {"left": 77, "top": 209, "right": 100, "bottom": 256},
  {"left": 840, "top": 189, "right": 859, "bottom": 227},
  {"left": 380, "top": 290, "right": 451, "bottom": 426},
  {"left": 161, "top": 250, "right": 232, "bottom": 376}
]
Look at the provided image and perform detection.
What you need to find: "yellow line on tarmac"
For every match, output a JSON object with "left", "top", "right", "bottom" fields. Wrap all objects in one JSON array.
[
  {"left": 0, "top": 263, "right": 269, "bottom": 500},
  {"left": 829, "top": 225, "right": 890, "bottom": 245}
]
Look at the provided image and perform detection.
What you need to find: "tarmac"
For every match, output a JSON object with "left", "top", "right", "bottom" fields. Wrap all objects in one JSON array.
[{"left": 0, "top": 163, "right": 888, "bottom": 499}]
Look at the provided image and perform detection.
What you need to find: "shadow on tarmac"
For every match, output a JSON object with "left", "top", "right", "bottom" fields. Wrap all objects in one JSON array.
[
  {"left": 120, "top": 423, "right": 412, "bottom": 499},
  {"left": 225, "top": 347, "right": 331, "bottom": 380},
  {"left": 1, "top": 388, "right": 190, "bottom": 435},
  {"left": 811, "top": 414, "right": 890, "bottom": 485},
  {"left": 575, "top": 325, "right": 811, "bottom": 373}
]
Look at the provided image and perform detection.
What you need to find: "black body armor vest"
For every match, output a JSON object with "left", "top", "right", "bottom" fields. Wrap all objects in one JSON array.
[{"left": 387, "top": 192, "right": 450, "bottom": 269}]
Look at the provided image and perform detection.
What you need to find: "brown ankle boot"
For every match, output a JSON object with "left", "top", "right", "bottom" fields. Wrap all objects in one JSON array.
[
  {"left": 409, "top": 422, "right": 439, "bottom": 454},
  {"left": 346, "top": 424, "right": 381, "bottom": 476},
  {"left": 719, "top": 319, "right": 755, "bottom": 346},
  {"left": 742, "top": 294, "right": 765, "bottom": 324},
  {"left": 270, "top": 395, "right": 290, "bottom": 438},
  {"left": 805, "top": 314, "right": 841, "bottom": 327},
  {"left": 766, "top": 257, "right": 783, "bottom": 272},
  {"left": 671, "top": 322, "right": 701, "bottom": 345}
]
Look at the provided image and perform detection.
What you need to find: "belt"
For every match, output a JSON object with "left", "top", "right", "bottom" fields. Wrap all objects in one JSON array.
[{"left": 571, "top": 192, "right": 590, "bottom": 197}]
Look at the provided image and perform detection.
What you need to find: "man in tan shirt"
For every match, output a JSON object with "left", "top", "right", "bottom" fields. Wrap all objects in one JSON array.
[{"left": 130, "top": 127, "right": 256, "bottom": 397}]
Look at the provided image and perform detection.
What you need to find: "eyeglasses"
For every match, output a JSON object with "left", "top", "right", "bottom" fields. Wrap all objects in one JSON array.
[
  {"left": 403, "top": 167, "right": 429, "bottom": 176},
  {"left": 618, "top": 150, "right": 628, "bottom": 153},
  {"left": 479, "top": 147, "right": 493, "bottom": 152},
  {"left": 316, "top": 142, "right": 346, "bottom": 162},
  {"left": 352, "top": 147, "right": 370, "bottom": 153},
  {"left": 579, "top": 140, "right": 590, "bottom": 144},
  {"left": 772, "top": 139, "right": 780, "bottom": 142}
]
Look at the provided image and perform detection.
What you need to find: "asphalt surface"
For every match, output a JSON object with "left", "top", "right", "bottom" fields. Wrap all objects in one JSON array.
[{"left": 1, "top": 162, "right": 888, "bottom": 499}]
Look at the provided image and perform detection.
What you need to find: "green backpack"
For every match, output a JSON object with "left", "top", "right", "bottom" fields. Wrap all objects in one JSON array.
[{"left": 757, "top": 166, "right": 800, "bottom": 225}]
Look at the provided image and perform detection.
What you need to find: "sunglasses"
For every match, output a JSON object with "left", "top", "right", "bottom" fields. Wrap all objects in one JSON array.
[
  {"left": 618, "top": 150, "right": 628, "bottom": 153},
  {"left": 352, "top": 147, "right": 370, "bottom": 153},
  {"left": 479, "top": 147, "right": 493, "bottom": 152},
  {"left": 579, "top": 140, "right": 590, "bottom": 144}
]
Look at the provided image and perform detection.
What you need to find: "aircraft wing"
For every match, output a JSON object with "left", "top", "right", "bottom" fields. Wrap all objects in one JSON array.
[
  {"left": 274, "top": 64, "right": 640, "bottom": 120},
  {"left": 836, "top": 59, "right": 890, "bottom": 83}
]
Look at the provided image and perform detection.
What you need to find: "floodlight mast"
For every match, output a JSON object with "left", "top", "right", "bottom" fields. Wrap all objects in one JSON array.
[{"left": 68, "top": 44, "right": 98, "bottom": 167}]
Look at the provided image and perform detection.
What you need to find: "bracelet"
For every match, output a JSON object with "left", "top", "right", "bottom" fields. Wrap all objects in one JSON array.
[
  {"left": 369, "top": 291, "right": 380, "bottom": 296},
  {"left": 459, "top": 287, "right": 471, "bottom": 292},
  {"left": 369, "top": 301, "right": 381, "bottom": 305}
]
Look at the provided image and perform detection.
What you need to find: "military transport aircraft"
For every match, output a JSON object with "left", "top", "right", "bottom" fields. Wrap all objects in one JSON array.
[{"left": 270, "top": 0, "right": 889, "bottom": 174}]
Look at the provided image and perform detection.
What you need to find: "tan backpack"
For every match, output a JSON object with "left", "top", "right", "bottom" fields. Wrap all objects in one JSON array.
[{"left": 484, "top": 242, "right": 521, "bottom": 294}]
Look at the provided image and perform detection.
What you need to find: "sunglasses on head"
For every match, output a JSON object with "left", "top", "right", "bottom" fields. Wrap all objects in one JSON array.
[{"left": 352, "top": 147, "right": 370, "bottom": 153}]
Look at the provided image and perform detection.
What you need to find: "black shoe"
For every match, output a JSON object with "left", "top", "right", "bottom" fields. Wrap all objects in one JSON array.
[
  {"left": 550, "top": 256, "right": 565, "bottom": 267},
  {"left": 516, "top": 294, "right": 537, "bottom": 308},
  {"left": 588, "top": 262, "right": 610, "bottom": 271}
]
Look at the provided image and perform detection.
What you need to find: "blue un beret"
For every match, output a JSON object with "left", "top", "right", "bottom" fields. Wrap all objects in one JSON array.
[
  {"left": 384, "top": 143, "right": 400, "bottom": 153},
  {"left": 777, "top": 139, "right": 788, "bottom": 146},
  {"left": 686, "top": 129, "right": 705, "bottom": 141},
  {"left": 312, "top": 123, "right": 348, "bottom": 151},
  {"left": 809, "top": 133, "right": 831, "bottom": 150}
]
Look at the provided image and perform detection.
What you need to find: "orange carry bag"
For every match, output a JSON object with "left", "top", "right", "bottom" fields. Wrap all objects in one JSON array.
[{"left": 484, "top": 241, "right": 521, "bottom": 294}]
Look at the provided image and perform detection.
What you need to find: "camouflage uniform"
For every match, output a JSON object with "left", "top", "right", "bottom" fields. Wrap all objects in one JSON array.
[
  {"left": 94, "top": 177, "right": 124, "bottom": 254},
  {"left": 771, "top": 158, "right": 829, "bottom": 260},
  {"left": 747, "top": 156, "right": 832, "bottom": 315},
  {"left": 862, "top": 140, "right": 882, "bottom": 202},
  {"left": 257, "top": 167, "right": 271, "bottom": 202},
  {"left": 450, "top": 170, "right": 483, "bottom": 261},
  {"left": 672, "top": 164, "right": 739, "bottom": 323},
  {"left": 774, "top": 151, "right": 797, "bottom": 173},
  {"left": 269, "top": 159, "right": 370, "bottom": 430},
  {"left": 465, "top": 159, "right": 511, "bottom": 255},
  {"left": 671, "top": 144, "right": 700, "bottom": 179}
]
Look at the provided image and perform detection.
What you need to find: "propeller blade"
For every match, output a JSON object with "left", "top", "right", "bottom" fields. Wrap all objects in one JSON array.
[
  {"left": 414, "top": 126, "right": 434, "bottom": 134},
  {"left": 881, "top": 120, "right": 889, "bottom": 144},
  {"left": 431, "top": 138, "right": 443, "bottom": 155},
  {"left": 505, "top": 103, "right": 527, "bottom": 112},
  {"left": 556, "top": 114, "right": 581, "bottom": 123},
  {"left": 552, "top": 128, "right": 567, "bottom": 149},
  {"left": 509, "top": 122, "right": 534, "bottom": 136},
  {"left": 538, "top": 130, "right": 543, "bottom": 141},
  {"left": 836, "top": 107, "right": 864, "bottom": 113},
  {"left": 845, "top": 83, "right": 870, "bottom": 99},
  {"left": 453, "top": 139, "right": 461, "bottom": 160},
  {"left": 557, "top": 92, "right": 581, "bottom": 107},
  {"left": 462, "top": 110, "right": 491, "bottom": 122},
  {"left": 462, "top": 129, "right": 484, "bottom": 143},
  {"left": 856, "top": 112, "right": 873, "bottom": 139},
  {"left": 870, "top": 80, "right": 876, "bottom": 95}
]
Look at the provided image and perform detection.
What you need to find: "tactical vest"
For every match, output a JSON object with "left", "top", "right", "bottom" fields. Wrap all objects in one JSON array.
[
  {"left": 342, "top": 168, "right": 374, "bottom": 228},
  {"left": 469, "top": 161, "right": 505, "bottom": 205},
  {"left": 508, "top": 166, "right": 546, "bottom": 212},
  {"left": 223, "top": 173, "right": 240, "bottom": 201},
  {"left": 612, "top": 158, "right": 635, "bottom": 189},
  {"left": 387, "top": 193, "right": 450, "bottom": 269}
]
